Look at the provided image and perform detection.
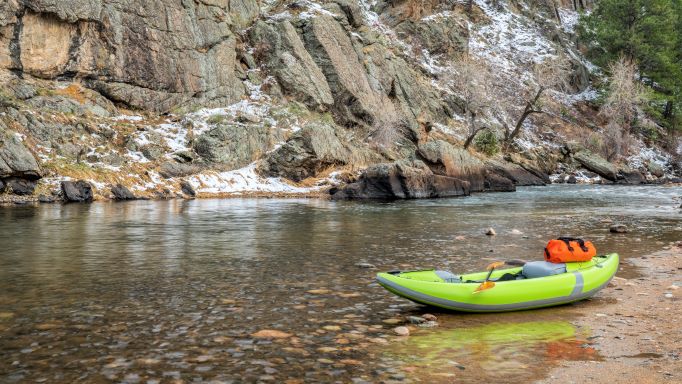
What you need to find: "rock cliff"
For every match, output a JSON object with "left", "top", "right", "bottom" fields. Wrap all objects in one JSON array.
[{"left": 0, "top": 0, "right": 679, "bottom": 203}]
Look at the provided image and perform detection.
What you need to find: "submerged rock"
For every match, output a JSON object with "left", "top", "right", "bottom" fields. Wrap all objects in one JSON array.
[
  {"left": 393, "top": 326, "right": 410, "bottom": 336},
  {"left": 486, "top": 228, "right": 497, "bottom": 236},
  {"left": 609, "top": 224, "right": 628, "bottom": 234},
  {"left": 251, "top": 330, "right": 293, "bottom": 339}
]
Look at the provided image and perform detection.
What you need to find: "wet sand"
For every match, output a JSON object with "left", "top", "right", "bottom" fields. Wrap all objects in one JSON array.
[{"left": 537, "top": 242, "right": 682, "bottom": 384}]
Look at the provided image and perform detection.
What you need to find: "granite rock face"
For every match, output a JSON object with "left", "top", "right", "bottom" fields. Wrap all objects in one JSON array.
[
  {"left": 1, "top": 0, "right": 259, "bottom": 112},
  {"left": 250, "top": 20, "right": 334, "bottom": 110}
]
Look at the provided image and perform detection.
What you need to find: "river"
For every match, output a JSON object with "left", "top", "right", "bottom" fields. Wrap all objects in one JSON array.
[{"left": 1, "top": 185, "right": 680, "bottom": 383}]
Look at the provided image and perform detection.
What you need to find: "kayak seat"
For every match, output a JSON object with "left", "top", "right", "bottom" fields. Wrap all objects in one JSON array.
[
  {"left": 435, "top": 270, "right": 462, "bottom": 283},
  {"left": 522, "top": 261, "right": 567, "bottom": 279}
]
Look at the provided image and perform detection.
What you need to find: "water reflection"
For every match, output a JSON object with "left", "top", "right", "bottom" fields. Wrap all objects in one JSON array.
[{"left": 380, "top": 320, "right": 599, "bottom": 383}]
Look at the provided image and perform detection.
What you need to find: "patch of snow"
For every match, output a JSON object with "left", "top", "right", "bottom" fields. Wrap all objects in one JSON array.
[
  {"left": 470, "top": 0, "right": 558, "bottom": 77},
  {"left": 112, "top": 115, "right": 144, "bottom": 122},
  {"left": 268, "top": 11, "right": 292, "bottom": 21},
  {"left": 421, "top": 11, "right": 453, "bottom": 22},
  {"left": 627, "top": 143, "right": 673, "bottom": 175},
  {"left": 155, "top": 123, "right": 188, "bottom": 153},
  {"left": 187, "top": 162, "right": 319, "bottom": 195},
  {"left": 557, "top": 8, "right": 579, "bottom": 34},
  {"left": 296, "top": 1, "right": 337, "bottom": 20}
]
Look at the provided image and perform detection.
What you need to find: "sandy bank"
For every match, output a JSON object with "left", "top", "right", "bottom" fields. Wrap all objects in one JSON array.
[{"left": 536, "top": 242, "right": 682, "bottom": 384}]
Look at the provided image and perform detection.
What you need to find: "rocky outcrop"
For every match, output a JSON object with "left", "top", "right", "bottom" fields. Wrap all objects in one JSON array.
[
  {"left": 1, "top": 0, "right": 258, "bottom": 112},
  {"left": 484, "top": 173, "right": 516, "bottom": 192},
  {"left": 485, "top": 159, "right": 546, "bottom": 186},
  {"left": 331, "top": 159, "right": 470, "bottom": 200},
  {"left": 572, "top": 149, "right": 619, "bottom": 181},
  {"left": 394, "top": 13, "right": 468, "bottom": 58},
  {"left": 250, "top": 20, "right": 333, "bottom": 110},
  {"left": 61, "top": 180, "right": 93, "bottom": 202},
  {"left": 417, "top": 140, "right": 486, "bottom": 191},
  {"left": 362, "top": 41, "right": 448, "bottom": 135},
  {"left": 193, "top": 123, "right": 270, "bottom": 169},
  {"left": 261, "top": 122, "right": 349, "bottom": 182},
  {"left": 303, "top": 15, "right": 397, "bottom": 126}
]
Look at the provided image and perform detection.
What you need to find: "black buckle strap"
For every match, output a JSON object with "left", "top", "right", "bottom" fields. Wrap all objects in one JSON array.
[{"left": 558, "top": 237, "right": 589, "bottom": 252}]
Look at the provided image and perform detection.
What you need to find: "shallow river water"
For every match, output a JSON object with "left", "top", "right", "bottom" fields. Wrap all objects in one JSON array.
[{"left": 1, "top": 185, "right": 681, "bottom": 383}]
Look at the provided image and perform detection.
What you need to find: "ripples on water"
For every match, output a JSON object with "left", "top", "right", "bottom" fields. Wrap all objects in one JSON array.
[{"left": 0, "top": 185, "right": 680, "bottom": 383}]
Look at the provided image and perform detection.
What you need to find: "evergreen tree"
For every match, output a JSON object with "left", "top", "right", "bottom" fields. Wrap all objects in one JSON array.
[{"left": 579, "top": 0, "right": 681, "bottom": 129}]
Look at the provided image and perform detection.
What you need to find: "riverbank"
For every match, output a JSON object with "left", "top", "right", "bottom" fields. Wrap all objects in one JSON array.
[
  {"left": 536, "top": 243, "right": 682, "bottom": 384},
  {"left": 363, "top": 240, "right": 682, "bottom": 383}
]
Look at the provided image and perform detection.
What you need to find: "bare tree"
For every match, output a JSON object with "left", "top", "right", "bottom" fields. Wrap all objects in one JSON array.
[
  {"left": 499, "top": 55, "right": 572, "bottom": 148},
  {"left": 441, "top": 55, "right": 493, "bottom": 149},
  {"left": 368, "top": 112, "right": 408, "bottom": 153},
  {"left": 599, "top": 56, "right": 647, "bottom": 160}
]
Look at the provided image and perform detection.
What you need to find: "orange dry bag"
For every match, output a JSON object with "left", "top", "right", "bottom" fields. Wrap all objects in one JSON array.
[{"left": 544, "top": 237, "right": 596, "bottom": 263}]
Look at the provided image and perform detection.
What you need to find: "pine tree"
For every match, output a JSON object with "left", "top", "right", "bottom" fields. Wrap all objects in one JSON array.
[{"left": 580, "top": 0, "right": 681, "bottom": 129}]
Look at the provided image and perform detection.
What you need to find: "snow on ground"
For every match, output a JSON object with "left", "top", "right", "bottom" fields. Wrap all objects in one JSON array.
[
  {"left": 470, "top": 0, "right": 558, "bottom": 75},
  {"left": 186, "top": 163, "right": 320, "bottom": 195},
  {"left": 557, "top": 8, "right": 580, "bottom": 34},
  {"left": 628, "top": 142, "right": 674, "bottom": 175}
]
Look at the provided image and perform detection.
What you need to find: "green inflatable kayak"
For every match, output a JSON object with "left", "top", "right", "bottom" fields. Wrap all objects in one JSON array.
[{"left": 377, "top": 253, "right": 619, "bottom": 312}]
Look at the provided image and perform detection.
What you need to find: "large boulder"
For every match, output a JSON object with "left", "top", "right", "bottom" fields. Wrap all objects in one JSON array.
[
  {"left": 618, "top": 170, "right": 646, "bottom": 185},
  {"left": 417, "top": 140, "right": 486, "bottom": 191},
  {"left": 260, "top": 122, "right": 350, "bottom": 182},
  {"left": 110, "top": 184, "right": 136, "bottom": 200},
  {"left": 61, "top": 180, "right": 93, "bottom": 202},
  {"left": 572, "top": 150, "right": 619, "bottom": 181},
  {"left": 0, "top": 130, "right": 41, "bottom": 180},
  {"left": 2, "top": 177, "right": 37, "bottom": 195},
  {"left": 485, "top": 159, "right": 546, "bottom": 186},
  {"left": 331, "top": 160, "right": 470, "bottom": 200},
  {"left": 193, "top": 123, "right": 270, "bottom": 168},
  {"left": 250, "top": 20, "right": 333, "bottom": 110}
]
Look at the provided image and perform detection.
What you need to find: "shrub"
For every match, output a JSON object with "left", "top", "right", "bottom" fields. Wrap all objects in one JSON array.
[
  {"left": 206, "top": 114, "right": 227, "bottom": 125},
  {"left": 474, "top": 129, "right": 500, "bottom": 156}
]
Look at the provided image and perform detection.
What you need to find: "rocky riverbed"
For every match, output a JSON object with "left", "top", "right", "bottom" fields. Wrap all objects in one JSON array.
[{"left": 1, "top": 185, "right": 680, "bottom": 383}]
